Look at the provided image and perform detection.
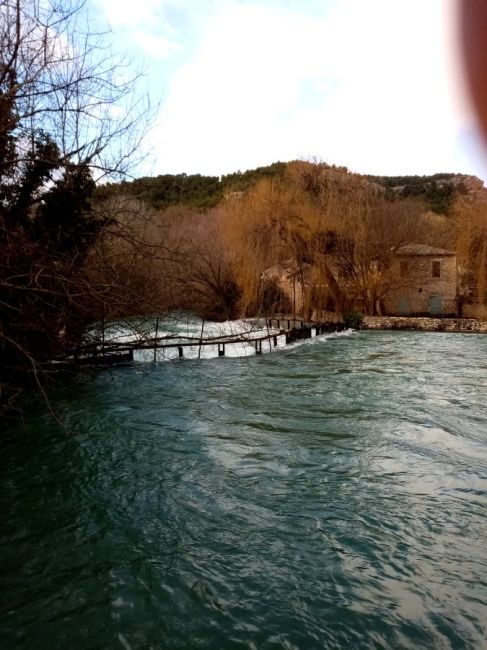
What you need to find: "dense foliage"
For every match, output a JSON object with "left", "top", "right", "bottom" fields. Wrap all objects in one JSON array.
[
  {"left": 97, "top": 162, "right": 289, "bottom": 209},
  {"left": 101, "top": 174, "right": 223, "bottom": 210},
  {"left": 98, "top": 164, "right": 481, "bottom": 217},
  {"left": 365, "top": 172, "right": 477, "bottom": 215},
  {"left": 0, "top": 0, "right": 150, "bottom": 417}
]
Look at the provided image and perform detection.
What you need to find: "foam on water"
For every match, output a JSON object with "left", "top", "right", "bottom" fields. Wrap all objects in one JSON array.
[{"left": 91, "top": 315, "right": 354, "bottom": 363}]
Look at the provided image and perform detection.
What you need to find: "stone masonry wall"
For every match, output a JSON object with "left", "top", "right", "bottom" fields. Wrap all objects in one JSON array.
[
  {"left": 362, "top": 316, "right": 487, "bottom": 333},
  {"left": 383, "top": 255, "right": 458, "bottom": 316},
  {"left": 462, "top": 303, "right": 487, "bottom": 320}
]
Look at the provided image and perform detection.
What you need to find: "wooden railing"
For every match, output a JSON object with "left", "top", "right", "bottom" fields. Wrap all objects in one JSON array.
[{"left": 59, "top": 317, "right": 345, "bottom": 366}]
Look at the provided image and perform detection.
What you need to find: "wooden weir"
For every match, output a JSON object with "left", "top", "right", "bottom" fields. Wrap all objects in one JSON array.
[{"left": 64, "top": 317, "right": 345, "bottom": 366}]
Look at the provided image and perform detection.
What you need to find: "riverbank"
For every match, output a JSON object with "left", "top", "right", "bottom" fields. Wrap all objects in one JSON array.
[{"left": 362, "top": 315, "right": 487, "bottom": 333}]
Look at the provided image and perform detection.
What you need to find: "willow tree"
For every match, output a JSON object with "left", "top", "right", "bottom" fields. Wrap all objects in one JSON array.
[
  {"left": 0, "top": 0, "right": 152, "bottom": 413},
  {"left": 219, "top": 178, "right": 317, "bottom": 315},
  {"left": 288, "top": 161, "right": 443, "bottom": 316},
  {"left": 452, "top": 196, "right": 487, "bottom": 317}
]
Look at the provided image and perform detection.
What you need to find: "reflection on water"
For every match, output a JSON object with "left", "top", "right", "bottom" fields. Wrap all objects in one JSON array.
[{"left": 1, "top": 330, "right": 487, "bottom": 649}]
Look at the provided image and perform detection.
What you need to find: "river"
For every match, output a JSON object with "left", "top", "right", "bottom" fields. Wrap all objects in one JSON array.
[{"left": 1, "top": 330, "right": 487, "bottom": 649}]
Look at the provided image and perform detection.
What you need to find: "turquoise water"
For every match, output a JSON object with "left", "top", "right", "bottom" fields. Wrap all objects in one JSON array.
[{"left": 1, "top": 330, "right": 487, "bottom": 649}]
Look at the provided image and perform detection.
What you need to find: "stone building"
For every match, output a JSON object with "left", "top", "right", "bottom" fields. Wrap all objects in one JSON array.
[
  {"left": 261, "top": 244, "right": 459, "bottom": 319},
  {"left": 383, "top": 244, "right": 458, "bottom": 316}
]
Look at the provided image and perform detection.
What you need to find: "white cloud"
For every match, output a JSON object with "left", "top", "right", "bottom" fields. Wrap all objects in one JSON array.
[
  {"left": 100, "top": 0, "right": 485, "bottom": 181},
  {"left": 93, "top": 0, "right": 182, "bottom": 60},
  {"left": 132, "top": 31, "right": 180, "bottom": 59},
  {"left": 94, "top": 0, "right": 161, "bottom": 29}
]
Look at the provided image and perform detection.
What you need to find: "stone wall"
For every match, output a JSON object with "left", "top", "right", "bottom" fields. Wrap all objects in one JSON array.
[
  {"left": 362, "top": 316, "right": 487, "bottom": 333},
  {"left": 462, "top": 302, "right": 487, "bottom": 320}
]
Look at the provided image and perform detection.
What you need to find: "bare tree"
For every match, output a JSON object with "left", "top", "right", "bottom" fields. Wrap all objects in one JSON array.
[
  {"left": 0, "top": 0, "right": 155, "bottom": 417},
  {"left": 331, "top": 193, "right": 429, "bottom": 315},
  {"left": 452, "top": 196, "right": 487, "bottom": 317},
  {"left": 0, "top": 0, "right": 152, "bottom": 177}
]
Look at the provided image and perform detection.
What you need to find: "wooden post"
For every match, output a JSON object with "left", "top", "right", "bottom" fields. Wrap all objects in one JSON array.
[
  {"left": 265, "top": 315, "right": 272, "bottom": 352},
  {"left": 218, "top": 343, "right": 225, "bottom": 357},
  {"left": 293, "top": 275, "right": 296, "bottom": 328},
  {"left": 153, "top": 316, "right": 159, "bottom": 362},
  {"left": 101, "top": 309, "right": 105, "bottom": 353},
  {"left": 178, "top": 346, "right": 183, "bottom": 358},
  {"left": 273, "top": 335, "right": 277, "bottom": 346},
  {"left": 198, "top": 319, "right": 205, "bottom": 360}
]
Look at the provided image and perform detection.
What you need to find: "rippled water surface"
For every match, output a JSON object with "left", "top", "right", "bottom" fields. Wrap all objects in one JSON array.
[{"left": 1, "top": 330, "right": 487, "bottom": 649}]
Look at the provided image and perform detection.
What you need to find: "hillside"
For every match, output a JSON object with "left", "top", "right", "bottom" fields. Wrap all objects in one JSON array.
[
  {"left": 364, "top": 172, "right": 486, "bottom": 214},
  {"left": 97, "top": 162, "right": 486, "bottom": 215},
  {"left": 96, "top": 162, "right": 288, "bottom": 210}
]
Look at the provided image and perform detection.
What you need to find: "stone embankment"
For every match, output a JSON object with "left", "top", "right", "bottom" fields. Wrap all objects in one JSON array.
[{"left": 362, "top": 316, "right": 487, "bottom": 333}]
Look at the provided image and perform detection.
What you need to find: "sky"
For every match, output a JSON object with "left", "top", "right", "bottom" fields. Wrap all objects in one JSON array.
[{"left": 90, "top": 0, "right": 487, "bottom": 182}]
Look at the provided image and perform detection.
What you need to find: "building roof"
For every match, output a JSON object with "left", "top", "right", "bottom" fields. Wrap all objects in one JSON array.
[{"left": 395, "top": 244, "right": 456, "bottom": 257}]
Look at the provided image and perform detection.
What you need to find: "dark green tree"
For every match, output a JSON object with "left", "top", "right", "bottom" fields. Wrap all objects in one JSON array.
[{"left": 0, "top": 0, "right": 151, "bottom": 416}]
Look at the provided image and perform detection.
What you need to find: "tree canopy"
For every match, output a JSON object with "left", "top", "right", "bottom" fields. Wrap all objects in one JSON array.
[{"left": 0, "top": 0, "right": 152, "bottom": 416}]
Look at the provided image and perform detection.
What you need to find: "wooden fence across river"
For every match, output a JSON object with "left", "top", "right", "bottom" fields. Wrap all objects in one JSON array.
[{"left": 62, "top": 316, "right": 345, "bottom": 366}]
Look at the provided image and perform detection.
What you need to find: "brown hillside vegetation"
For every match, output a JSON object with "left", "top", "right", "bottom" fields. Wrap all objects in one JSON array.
[{"left": 89, "top": 160, "right": 487, "bottom": 321}]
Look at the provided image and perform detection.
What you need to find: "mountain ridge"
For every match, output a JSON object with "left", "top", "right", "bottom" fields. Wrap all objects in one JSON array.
[{"left": 97, "top": 162, "right": 486, "bottom": 215}]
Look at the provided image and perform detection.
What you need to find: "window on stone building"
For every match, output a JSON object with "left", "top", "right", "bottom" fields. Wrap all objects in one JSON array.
[
  {"left": 432, "top": 261, "right": 441, "bottom": 278},
  {"left": 400, "top": 261, "right": 408, "bottom": 277}
]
